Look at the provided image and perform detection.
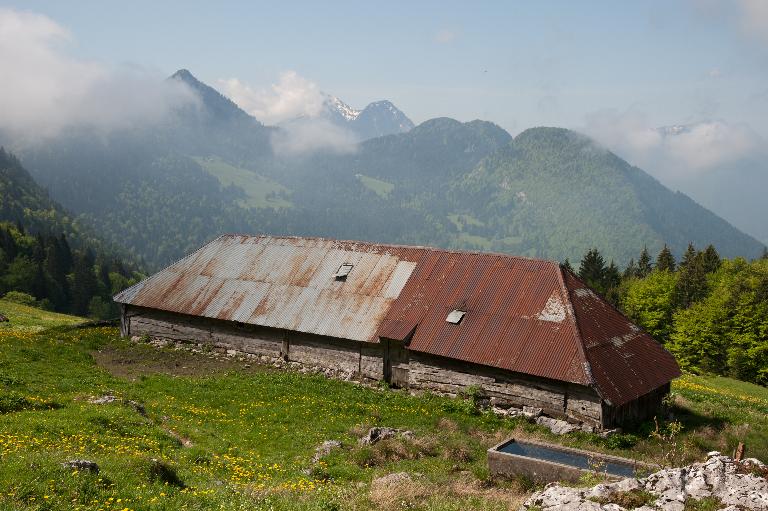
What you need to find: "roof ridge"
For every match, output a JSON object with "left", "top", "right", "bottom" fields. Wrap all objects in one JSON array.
[
  {"left": 554, "top": 264, "right": 597, "bottom": 391},
  {"left": 218, "top": 233, "right": 561, "bottom": 265}
]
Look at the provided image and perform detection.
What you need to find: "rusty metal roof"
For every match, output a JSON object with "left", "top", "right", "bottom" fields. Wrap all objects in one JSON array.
[
  {"left": 114, "top": 235, "right": 679, "bottom": 404},
  {"left": 114, "top": 235, "right": 417, "bottom": 342},
  {"left": 378, "top": 251, "right": 590, "bottom": 386}
]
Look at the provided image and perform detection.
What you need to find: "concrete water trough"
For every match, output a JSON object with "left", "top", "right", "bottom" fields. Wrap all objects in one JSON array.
[{"left": 488, "top": 438, "right": 653, "bottom": 483}]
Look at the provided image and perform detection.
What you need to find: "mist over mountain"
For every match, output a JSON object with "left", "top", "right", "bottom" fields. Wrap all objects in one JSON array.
[
  {"left": 3, "top": 70, "right": 764, "bottom": 270},
  {"left": 651, "top": 123, "right": 768, "bottom": 246}
]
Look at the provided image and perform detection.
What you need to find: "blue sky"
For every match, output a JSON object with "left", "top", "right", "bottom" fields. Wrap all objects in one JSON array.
[{"left": 8, "top": 0, "right": 768, "bottom": 135}]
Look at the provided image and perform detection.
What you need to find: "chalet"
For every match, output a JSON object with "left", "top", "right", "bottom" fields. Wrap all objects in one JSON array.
[{"left": 113, "top": 235, "right": 680, "bottom": 429}]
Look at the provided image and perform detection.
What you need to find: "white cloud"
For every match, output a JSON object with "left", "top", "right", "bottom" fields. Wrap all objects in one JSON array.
[
  {"left": 0, "top": 8, "right": 198, "bottom": 141},
  {"left": 218, "top": 71, "right": 360, "bottom": 155},
  {"left": 217, "top": 71, "right": 325, "bottom": 125},
  {"left": 582, "top": 109, "right": 763, "bottom": 178},
  {"left": 270, "top": 118, "right": 358, "bottom": 157}
]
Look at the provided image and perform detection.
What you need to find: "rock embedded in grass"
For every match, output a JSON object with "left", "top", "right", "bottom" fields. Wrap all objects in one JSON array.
[
  {"left": 312, "top": 440, "right": 342, "bottom": 462},
  {"left": 359, "top": 427, "right": 414, "bottom": 445},
  {"left": 88, "top": 394, "right": 118, "bottom": 405},
  {"left": 372, "top": 472, "right": 412, "bottom": 486},
  {"left": 62, "top": 460, "right": 99, "bottom": 473},
  {"left": 522, "top": 406, "right": 543, "bottom": 418}
]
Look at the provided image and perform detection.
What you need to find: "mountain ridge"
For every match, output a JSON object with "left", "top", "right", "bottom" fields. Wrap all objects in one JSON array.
[{"left": 7, "top": 72, "right": 764, "bottom": 270}]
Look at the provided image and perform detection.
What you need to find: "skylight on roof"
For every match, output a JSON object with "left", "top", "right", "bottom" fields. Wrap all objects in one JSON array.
[
  {"left": 335, "top": 263, "right": 354, "bottom": 280},
  {"left": 446, "top": 309, "right": 466, "bottom": 324}
]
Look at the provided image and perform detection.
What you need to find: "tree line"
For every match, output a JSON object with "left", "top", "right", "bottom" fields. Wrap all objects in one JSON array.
[
  {"left": 0, "top": 222, "right": 140, "bottom": 319},
  {"left": 566, "top": 243, "right": 768, "bottom": 386}
]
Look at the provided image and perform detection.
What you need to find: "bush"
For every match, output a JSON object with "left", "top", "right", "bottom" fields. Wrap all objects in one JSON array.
[{"left": 2, "top": 291, "right": 36, "bottom": 306}]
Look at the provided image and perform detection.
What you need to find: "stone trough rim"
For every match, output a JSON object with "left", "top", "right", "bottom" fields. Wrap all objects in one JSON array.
[{"left": 488, "top": 437, "right": 658, "bottom": 482}]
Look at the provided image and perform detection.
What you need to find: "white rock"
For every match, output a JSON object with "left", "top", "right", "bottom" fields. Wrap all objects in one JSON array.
[
  {"left": 522, "top": 406, "right": 543, "bottom": 418},
  {"left": 521, "top": 454, "right": 768, "bottom": 511},
  {"left": 536, "top": 416, "right": 580, "bottom": 435}
]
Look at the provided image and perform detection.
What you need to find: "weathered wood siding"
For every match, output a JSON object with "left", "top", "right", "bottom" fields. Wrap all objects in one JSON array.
[
  {"left": 407, "top": 351, "right": 603, "bottom": 425},
  {"left": 602, "top": 382, "right": 669, "bottom": 427},
  {"left": 124, "top": 306, "right": 383, "bottom": 380}
]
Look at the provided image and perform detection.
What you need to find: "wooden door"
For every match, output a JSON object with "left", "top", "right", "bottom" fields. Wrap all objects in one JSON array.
[{"left": 384, "top": 339, "right": 410, "bottom": 389}]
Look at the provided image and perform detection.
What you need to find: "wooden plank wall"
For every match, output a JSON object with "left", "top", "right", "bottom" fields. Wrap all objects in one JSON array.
[
  {"left": 601, "top": 383, "right": 669, "bottom": 427},
  {"left": 125, "top": 306, "right": 383, "bottom": 380},
  {"left": 408, "top": 351, "right": 603, "bottom": 425}
]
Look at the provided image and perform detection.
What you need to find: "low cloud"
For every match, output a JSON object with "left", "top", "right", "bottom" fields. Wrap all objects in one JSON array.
[
  {"left": 582, "top": 109, "right": 763, "bottom": 178},
  {"left": 217, "top": 71, "right": 325, "bottom": 125},
  {"left": 219, "top": 71, "right": 360, "bottom": 155},
  {"left": 0, "top": 8, "right": 198, "bottom": 141},
  {"left": 270, "top": 118, "right": 358, "bottom": 157}
]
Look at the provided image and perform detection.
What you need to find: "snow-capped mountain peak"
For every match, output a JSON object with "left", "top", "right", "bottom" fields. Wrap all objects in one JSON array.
[{"left": 323, "top": 94, "right": 361, "bottom": 121}]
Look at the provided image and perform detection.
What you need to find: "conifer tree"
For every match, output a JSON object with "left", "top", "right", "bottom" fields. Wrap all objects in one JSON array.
[
  {"left": 58, "top": 233, "right": 73, "bottom": 273},
  {"left": 579, "top": 248, "right": 607, "bottom": 292},
  {"left": 656, "top": 244, "right": 676, "bottom": 272},
  {"left": 561, "top": 258, "right": 574, "bottom": 274},
  {"left": 71, "top": 252, "right": 98, "bottom": 315},
  {"left": 674, "top": 242, "right": 707, "bottom": 308},
  {"left": 637, "top": 246, "right": 652, "bottom": 278},
  {"left": 679, "top": 242, "right": 698, "bottom": 270},
  {"left": 603, "top": 260, "right": 622, "bottom": 304},
  {"left": 700, "top": 244, "right": 720, "bottom": 274},
  {"left": 623, "top": 258, "right": 638, "bottom": 279}
]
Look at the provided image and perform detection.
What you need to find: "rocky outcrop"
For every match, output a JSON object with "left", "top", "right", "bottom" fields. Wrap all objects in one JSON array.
[{"left": 521, "top": 452, "right": 768, "bottom": 511}]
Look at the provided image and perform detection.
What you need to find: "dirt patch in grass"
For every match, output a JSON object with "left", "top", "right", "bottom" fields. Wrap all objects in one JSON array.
[
  {"left": 368, "top": 472, "right": 526, "bottom": 511},
  {"left": 91, "top": 343, "right": 268, "bottom": 380}
]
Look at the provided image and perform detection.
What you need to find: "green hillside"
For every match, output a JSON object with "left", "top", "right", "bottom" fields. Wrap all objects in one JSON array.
[
  {"left": 0, "top": 149, "right": 82, "bottom": 244},
  {"left": 0, "top": 315, "right": 765, "bottom": 511},
  {"left": 194, "top": 156, "right": 291, "bottom": 209},
  {"left": 0, "top": 150, "right": 140, "bottom": 317}
]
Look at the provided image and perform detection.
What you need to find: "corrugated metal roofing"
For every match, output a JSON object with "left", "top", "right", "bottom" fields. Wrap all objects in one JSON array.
[
  {"left": 114, "top": 234, "right": 679, "bottom": 405},
  {"left": 114, "top": 235, "right": 417, "bottom": 342},
  {"left": 378, "top": 251, "right": 589, "bottom": 386}
]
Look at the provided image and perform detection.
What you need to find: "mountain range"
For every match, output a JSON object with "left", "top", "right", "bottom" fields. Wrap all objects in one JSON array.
[
  {"left": 316, "top": 94, "right": 415, "bottom": 140},
  {"left": 2, "top": 69, "right": 764, "bottom": 270}
]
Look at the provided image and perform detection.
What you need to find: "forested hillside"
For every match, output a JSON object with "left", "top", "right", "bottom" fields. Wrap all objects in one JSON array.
[
  {"left": 7, "top": 71, "right": 764, "bottom": 270},
  {"left": 0, "top": 150, "right": 140, "bottom": 317}
]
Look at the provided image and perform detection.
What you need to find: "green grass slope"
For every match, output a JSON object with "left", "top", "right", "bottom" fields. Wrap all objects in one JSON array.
[
  {"left": 1, "top": 318, "right": 766, "bottom": 510},
  {"left": 194, "top": 156, "right": 291, "bottom": 209},
  {"left": 0, "top": 299, "right": 83, "bottom": 332}
]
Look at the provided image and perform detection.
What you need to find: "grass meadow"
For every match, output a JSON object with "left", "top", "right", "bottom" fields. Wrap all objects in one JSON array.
[{"left": 0, "top": 300, "right": 766, "bottom": 510}]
